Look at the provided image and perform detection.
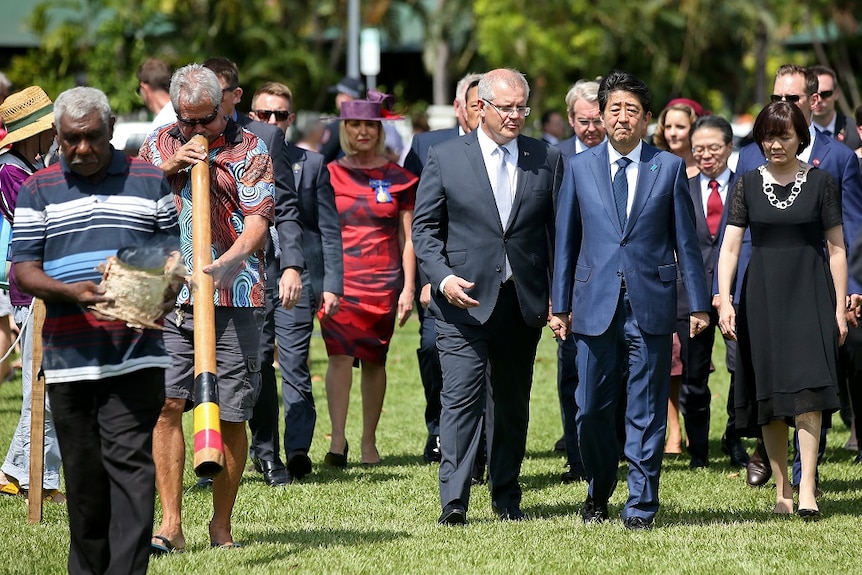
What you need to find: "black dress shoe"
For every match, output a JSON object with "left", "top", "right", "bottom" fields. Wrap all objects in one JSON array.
[
  {"left": 494, "top": 506, "right": 525, "bottom": 521},
  {"left": 581, "top": 495, "right": 608, "bottom": 524},
  {"left": 423, "top": 434, "right": 442, "bottom": 463},
  {"left": 797, "top": 508, "right": 822, "bottom": 522},
  {"left": 721, "top": 434, "right": 750, "bottom": 468},
  {"left": 623, "top": 516, "right": 654, "bottom": 530},
  {"left": 259, "top": 460, "right": 291, "bottom": 487},
  {"left": 746, "top": 440, "right": 772, "bottom": 487},
  {"left": 438, "top": 506, "right": 467, "bottom": 525},
  {"left": 324, "top": 442, "right": 349, "bottom": 468},
  {"left": 554, "top": 436, "right": 567, "bottom": 452},
  {"left": 194, "top": 476, "right": 213, "bottom": 489},
  {"left": 287, "top": 452, "right": 312, "bottom": 480},
  {"left": 249, "top": 455, "right": 264, "bottom": 474},
  {"left": 561, "top": 467, "right": 587, "bottom": 483},
  {"left": 689, "top": 456, "right": 709, "bottom": 469}
]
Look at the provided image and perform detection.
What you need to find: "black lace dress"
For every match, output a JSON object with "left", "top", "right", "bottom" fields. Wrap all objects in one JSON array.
[{"left": 729, "top": 165, "right": 842, "bottom": 429}]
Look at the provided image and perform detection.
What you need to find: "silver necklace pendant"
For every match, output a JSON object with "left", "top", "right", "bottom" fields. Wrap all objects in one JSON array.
[{"left": 759, "top": 165, "right": 807, "bottom": 210}]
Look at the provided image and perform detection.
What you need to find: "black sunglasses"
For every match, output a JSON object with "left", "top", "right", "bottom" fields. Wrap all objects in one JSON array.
[
  {"left": 818, "top": 90, "right": 835, "bottom": 99},
  {"left": 770, "top": 94, "right": 803, "bottom": 104},
  {"left": 253, "top": 109, "right": 292, "bottom": 122},
  {"left": 177, "top": 107, "right": 220, "bottom": 127}
]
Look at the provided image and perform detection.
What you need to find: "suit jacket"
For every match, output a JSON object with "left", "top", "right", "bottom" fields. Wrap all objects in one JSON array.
[
  {"left": 236, "top": 115, "right": 304, "bottom": 272},
  {"left": 717, "top": 130, "right": 862, "bottom": 300},
  {"left": 676, "top": 172, "right": 732, "bottom": 319},
  {"left": 832, "top": 112, "right": 862, "bottom": 151},
  {"left": 284, "top": 142, "right": 343, "bottom": 298},
  {"left": 412, "top": 131, "right": 563, "bottom": 327},
  {"left": 403, "top": 127, "right": 460, "bottom": 176},
  {"left": 555, "top": 136, "right": 579, "bottom": 163},
  {"left": 552, "top": 141, "right": 709, "bottom": 336}
]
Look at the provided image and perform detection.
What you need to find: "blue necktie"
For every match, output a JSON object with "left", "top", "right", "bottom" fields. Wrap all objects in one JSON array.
[{"left": 613, "top": 157, "right": 632, "bottom": 229}]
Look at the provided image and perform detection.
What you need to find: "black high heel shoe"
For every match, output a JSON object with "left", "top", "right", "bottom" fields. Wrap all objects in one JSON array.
[
  {"left": 797, "top": 508, "right": 822, "bottom": 522},
  {"left": 324, "top": 442, "right": 349, "bottom": 468}
]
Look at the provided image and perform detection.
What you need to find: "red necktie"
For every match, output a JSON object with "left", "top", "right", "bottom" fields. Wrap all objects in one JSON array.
[{"left": 706, "top": 179, "right": 722, "bottom": 236}]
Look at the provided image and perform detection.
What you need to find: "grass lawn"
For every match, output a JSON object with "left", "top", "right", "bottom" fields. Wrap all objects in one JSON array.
[{"left": 1, "top": 317, "right": 861, "bottom": 574}]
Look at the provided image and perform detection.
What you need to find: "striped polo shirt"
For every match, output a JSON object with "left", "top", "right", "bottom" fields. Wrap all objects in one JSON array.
[{"left": 11, "top": 150, "right": 180, "bottom": 383}]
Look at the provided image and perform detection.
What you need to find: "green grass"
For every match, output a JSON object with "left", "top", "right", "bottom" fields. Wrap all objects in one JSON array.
[{"left": 2, "top": 319, "right": 862, "bottom": 574}]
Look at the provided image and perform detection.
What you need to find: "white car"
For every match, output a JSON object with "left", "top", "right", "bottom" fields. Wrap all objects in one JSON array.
[{"left": 111, "top": 121, "right": 155, "bottom": 156}]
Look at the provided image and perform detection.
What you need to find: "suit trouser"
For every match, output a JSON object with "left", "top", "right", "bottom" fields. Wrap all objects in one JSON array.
[
  {"left": 576, "top": 289, "right": 671, "bottom": 521},
  {"left": 416, "top": 307, "right": 443, "bottom": 436},
  {"left": 249, "top": 268, "right": 317, "bottom": 462},
  {"left": 675, "top": 309, "right": 718, "bottom": 461},
  {"left": 436, "top": 282, "right": 540, "bottom": 512},
  {"left": 557, "top": 336, "right": 583, "bottom": 470},
  {"left": 49, "top": 369, "right": 164, "bottom": 575}
]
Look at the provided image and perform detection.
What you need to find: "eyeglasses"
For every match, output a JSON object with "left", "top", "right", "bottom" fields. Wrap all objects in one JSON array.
[
  {"left": 482, "top": 99, "right": 531, "bottom": 118},
  {"left": 575, "top": 118, "right": 603, "bottom": 127},
  {"left": 770, "top": 94, "right": 803, "bottom": 104},
  {"left": 253, "top": 109, "right": 292, "bottom": 122},
  {"left": 692, "top": 144, "right": 726, "bottom": 156},
  {"left": 818, "top": 90, "right": 835, "bottom": 99},
  {"left": 177, "top": 107, "right": 220, "bottom": 127}
]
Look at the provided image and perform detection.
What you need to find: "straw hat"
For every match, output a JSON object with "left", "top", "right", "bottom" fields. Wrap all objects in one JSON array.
[{"left": 0, "top": 86, "right": 54, "bottom": 147}]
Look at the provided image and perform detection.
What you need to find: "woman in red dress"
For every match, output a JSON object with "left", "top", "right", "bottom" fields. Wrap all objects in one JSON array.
[{"left": 322, "top": 93, "right": 417, "bottom": 466}]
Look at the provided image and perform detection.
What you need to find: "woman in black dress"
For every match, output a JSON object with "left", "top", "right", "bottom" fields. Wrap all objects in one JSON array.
[{"left": 716, "top": 101, "right": 848, "bottom": 520}]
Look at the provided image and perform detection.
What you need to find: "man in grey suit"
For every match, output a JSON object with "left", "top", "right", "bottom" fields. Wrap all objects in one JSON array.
[
  {"left": 203, "top": 58, "right": 305, "bottom": 487},
  {"left": 247, "top": 81, "right": 343, "bottom": 483},
  {"left": 413, "top": 68, "right": 563, "bottom": 524},
  {"left": 551, "top": 71, "right": 709, "bottom": 530},
  {"left": 403, "top": 72, "right": 482, "bottom": 464}
]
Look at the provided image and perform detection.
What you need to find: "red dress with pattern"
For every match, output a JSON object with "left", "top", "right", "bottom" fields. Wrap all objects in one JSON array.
[{"left": 323, "top": 161, "right": 417, "bottom": 364}]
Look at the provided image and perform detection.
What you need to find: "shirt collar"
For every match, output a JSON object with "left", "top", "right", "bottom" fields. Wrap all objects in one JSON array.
[
  {"left": 700, "top": 167, "right": 731, "bottom": 188},
  {"left": 60, "top": 148, "right": 129, "bottom": 180},
  {"left": 476, "top": 125, "right": 518, "bottom": 160},
  {"left": 608, "top": 140, "right": 643, "bottom": 165}
]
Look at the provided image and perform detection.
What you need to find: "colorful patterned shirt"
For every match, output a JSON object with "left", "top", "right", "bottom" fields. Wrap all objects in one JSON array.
[
  {"left": 139, "top": 120, "right": 275, "bottom": 307},
  {"left": 11, "top": 151, "right": 180, "bottom": 383}
]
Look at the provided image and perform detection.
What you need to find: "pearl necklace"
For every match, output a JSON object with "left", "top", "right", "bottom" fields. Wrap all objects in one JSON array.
[{"left": 758, "top": 164, "right": 807, "bottom": 210}]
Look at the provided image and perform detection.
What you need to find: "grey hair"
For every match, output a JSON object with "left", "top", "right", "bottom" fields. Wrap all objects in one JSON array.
[
  {"left": 54, "top": 86, "right": 112, "bottom": 128},
  {"left": 169, "top": 64, "right": 222, "bottom": 111},
  {"left": 565, "top": 80, "right": 600, "bottom": 112},
  {"left": 478, "top": 69, "right": 530, "bottom": 102},
  {"left": 454, "top": 72, "right": 483, "bottom": 105}
]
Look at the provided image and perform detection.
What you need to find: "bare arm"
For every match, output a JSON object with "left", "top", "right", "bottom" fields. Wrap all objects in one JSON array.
[
  {"left": 14, "top": 261, "right": 111, "bottom": 306},
  {"left": 716, "top": 225, "right": 745, "bottom": 341},
  {"left": 825, "top": 224, "right": 849, "bottom": 346},
  {"left": 202, "top": 214, "right": 269, "bottom": 288},
  {"left": 397, "top": 209, "right": 416, "bottom": 327}
]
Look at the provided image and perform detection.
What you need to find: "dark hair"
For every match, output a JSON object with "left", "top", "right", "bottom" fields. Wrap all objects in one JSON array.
[
  {"left": 752, "top": 101, "right": 810, "bottom": 156},
  {"left": 775, "top": 64, "right": 818, "bottom": 97},
  {"left": 541, "top": 110, "right": 560, "bottom": 125},
  {"left": 202, "top": 57, "right": 239, "bottom": 90},
  {"left": 598, "top": 70, "right": 650, "bottom": 114},
  {"left": 136, "top": 58, "right": 173, "bottom": 92},
  {"left": 855, "top": 104, "right": 862, "bottom": 127},
  {"left": 810, "top": 64, "right": 837, "bottom": 85},
  {"left": 691, "top": 115, "right": 733, "bottom": 144}
]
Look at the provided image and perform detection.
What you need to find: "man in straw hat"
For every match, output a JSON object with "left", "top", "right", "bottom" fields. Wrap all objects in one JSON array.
[
  {"left": 0, "top": 86, "right": 65, "bottom": 504},
  {"left": 12, "top": 86, "right": 180, "bottom": 574}
]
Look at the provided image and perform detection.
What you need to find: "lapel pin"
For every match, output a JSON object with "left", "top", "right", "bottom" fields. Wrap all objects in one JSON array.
[
  {"left": 813, "top": 158, "right": 821, "bottom": 166},
  {"left": 293, "top": 162, "right": 302, "bottom": 173},
  {"left": 650, "top": 164, "right": 657, "bottom": 172}
]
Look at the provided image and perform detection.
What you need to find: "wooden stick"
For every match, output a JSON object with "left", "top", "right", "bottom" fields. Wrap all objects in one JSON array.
[
  {"left": 28, "top": 299, "right": 46, "bottom": 523},
  {"left": 189, "top": 135, "right": 225, "bottom": 478}
]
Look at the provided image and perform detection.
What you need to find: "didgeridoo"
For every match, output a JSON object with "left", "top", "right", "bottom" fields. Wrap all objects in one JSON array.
[{"left": 190, "top": 135, "right": 225, "bottom": 478}]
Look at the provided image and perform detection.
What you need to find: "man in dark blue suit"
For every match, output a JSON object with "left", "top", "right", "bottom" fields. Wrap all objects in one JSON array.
[
  {"left": 246, "top": 82, "right": 344, "bottom": 483},
  {"left": 551, "top": 71, "right": 710, "bottom": 530},
  {"left": 675, "top": 115, "right": 746, "bottom": 469},
  {"left": 716, "top": 64, "right": 862, "bottom": 488},
  {"left": 413, "top": 69, "right": 562, "bottom": 524},
  {"left": 203, "top": 59, "right": 306, "bottom": 487},
  {"left": 403, "top": 72, "right": 482, "bottom": 463},
  {"left": 553, "top": 79, "right": 606, "bottom": 482}
]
